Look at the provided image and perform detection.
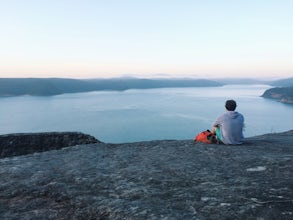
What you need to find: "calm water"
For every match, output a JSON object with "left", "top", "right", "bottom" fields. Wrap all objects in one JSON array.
[{"left": 0, "top": 85, "right": 292, "bottom": 143}]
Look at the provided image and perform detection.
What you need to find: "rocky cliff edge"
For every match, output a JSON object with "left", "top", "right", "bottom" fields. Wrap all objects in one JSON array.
[{"left": 0, "top": 131, "right": 292, "bottom": 219}]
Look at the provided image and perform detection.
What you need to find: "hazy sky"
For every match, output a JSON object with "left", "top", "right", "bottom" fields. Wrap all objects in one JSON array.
[{"left": 1, "top": 0, "right": 292, "bottom": 79}]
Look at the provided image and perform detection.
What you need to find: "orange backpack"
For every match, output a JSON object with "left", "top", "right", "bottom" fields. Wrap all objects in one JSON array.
[{"left": 194, "top": 130, "right": 218, "bottom": 144}]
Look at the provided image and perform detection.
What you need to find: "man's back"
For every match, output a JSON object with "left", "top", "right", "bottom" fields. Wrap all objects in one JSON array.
[
  {"left": 212, "top": 100, "right": 244, "bottom": 145},
  {"left": 213, "top": 111, "right": 244, "bottom": 145}
]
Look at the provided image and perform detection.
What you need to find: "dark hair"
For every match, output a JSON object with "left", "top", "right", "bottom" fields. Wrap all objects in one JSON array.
[{"left": 225, "top": 100, "right": 237, "bottom": 111}]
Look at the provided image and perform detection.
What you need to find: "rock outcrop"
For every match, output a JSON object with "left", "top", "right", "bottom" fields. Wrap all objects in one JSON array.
[
  {"left": 0, "top": 132, "right": 99, "bottom": 158},
  {"left": 0, "top": 131, "right": 292, "bottom": 219}
]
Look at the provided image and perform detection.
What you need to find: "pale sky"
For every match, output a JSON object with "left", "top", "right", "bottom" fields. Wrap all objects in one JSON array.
[{"left": 0, "top": 0, "right": 292, "bottom": 79}]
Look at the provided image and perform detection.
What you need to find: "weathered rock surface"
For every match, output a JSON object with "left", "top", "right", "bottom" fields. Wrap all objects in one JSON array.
[
  {"left": 0, "top": 131, "right": 293, "bottom": 219},
  {"left": 0, "top": 132, "right": 99, "bottom": 158}
]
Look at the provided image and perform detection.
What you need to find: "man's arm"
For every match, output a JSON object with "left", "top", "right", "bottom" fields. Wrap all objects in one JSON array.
[{"left": 211, "top": 125, "right": 218, "bottom": 134}]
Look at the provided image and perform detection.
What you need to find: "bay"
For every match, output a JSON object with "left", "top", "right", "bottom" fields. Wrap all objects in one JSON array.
[{"left": 0, "top": 85, "right": 292, "bottom": 143}]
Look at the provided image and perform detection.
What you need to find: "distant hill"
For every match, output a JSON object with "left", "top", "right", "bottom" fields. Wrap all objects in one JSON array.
[
  {"left": 3, "top": 77, "right": 292, "bottom": 97},
  {"left": 261, "top": 77, "right": 293, "bottom": 104},
  {"left": 215, "top": 77, "right": 293, "bottom": 86},
  {"left": 0, "top": 78, "right": 222, "bottom": 96},
  {"left": 214, "top": 78, "right": 269, "bottom": 85},
  {"left": 262, "top": 87, "right": 293, "bottom": 104},
  {"left": 270, "top": 77, "right": 293, "bottom": 87},
  {"left": 88, "top": 78, "right": 222, "bottom": 90},
  {"left": 0, "top": 78, "right": 97, "bottom": 96}
]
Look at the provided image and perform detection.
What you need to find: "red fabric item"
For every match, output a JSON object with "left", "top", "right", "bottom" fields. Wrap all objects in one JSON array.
[{"left": 194, "top": 130, "right": 216, "bottom": 144}]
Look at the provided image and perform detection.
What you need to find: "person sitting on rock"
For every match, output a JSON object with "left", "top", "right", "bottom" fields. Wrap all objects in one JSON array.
[{"left": 212, "top": 100, "right": 244, "bottom": 145}]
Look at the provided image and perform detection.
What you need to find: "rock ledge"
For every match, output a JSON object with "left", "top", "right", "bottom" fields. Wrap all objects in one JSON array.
[
  {"left": 0, "top": 132, "right": 99, "bottom": 158},
  {"left": 0, "top": 131, "right": 292, "bottom": 219}
]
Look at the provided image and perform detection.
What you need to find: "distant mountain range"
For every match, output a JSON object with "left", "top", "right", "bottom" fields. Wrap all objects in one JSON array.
[
  {"left": 270, "top": 77, "right": 293, "bottom": 87},
  {"left": 0, "top": 78, "right": 222, "bottom": 96},
  {"left": 0, "top": 77, "right": 292, "bottom": 102},
  {"left": 215, "top": 77, "right": 293, "bottom": 86},
  {"left": 214, "top": 78, "right": 268, "bottom": 85}
]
